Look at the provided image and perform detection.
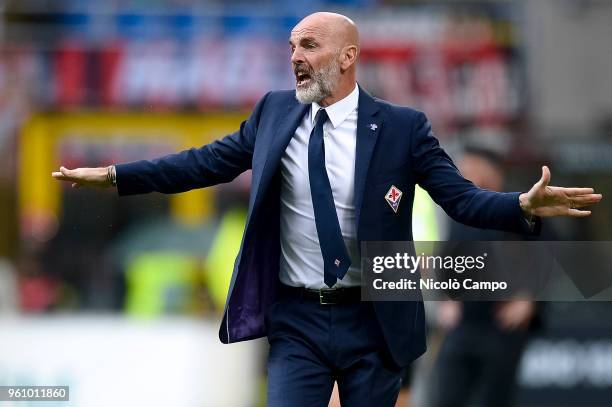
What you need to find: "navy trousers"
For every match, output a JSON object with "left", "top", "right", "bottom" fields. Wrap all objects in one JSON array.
[
  {"left": 433, "top": 324, "right": 528, "bottom": 407},
  {"left": 265, "top": 287, "right": 403, "bottom": 407}
]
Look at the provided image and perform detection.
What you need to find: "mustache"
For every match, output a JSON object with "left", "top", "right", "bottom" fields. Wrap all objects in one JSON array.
[{"left": 293, "top": 63, "right": 313, "bottom": 76}]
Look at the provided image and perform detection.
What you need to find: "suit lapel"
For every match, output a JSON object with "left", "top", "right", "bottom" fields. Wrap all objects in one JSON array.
[
  {"left": 253, "top": 99, "right": 309, "bottom": 210},
  {"left": 354, "top": 87, "right": 382, "bottom": 239}
]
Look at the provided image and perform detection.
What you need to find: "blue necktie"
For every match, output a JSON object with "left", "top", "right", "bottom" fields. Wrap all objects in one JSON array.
[{"left": 308, "top": 109, "right": 352, "bottom": 288}]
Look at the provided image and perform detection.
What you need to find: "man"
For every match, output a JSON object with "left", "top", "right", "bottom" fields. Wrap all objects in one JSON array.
[
  {"left": 52, "top": 12, "right": 601, "bottom": 406},
  {"left": 433, "top": 147, "right": 545, "bottom": 407}
]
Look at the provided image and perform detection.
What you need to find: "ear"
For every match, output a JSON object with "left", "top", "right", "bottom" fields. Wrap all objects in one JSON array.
[{"left": 340, "top": 45, "right": 358, "bottom": 71}]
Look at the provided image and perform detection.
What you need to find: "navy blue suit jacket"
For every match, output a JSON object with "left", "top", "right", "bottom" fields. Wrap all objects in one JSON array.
[{"left": 115, "top": 87, "right": 534, "bottom": 367}]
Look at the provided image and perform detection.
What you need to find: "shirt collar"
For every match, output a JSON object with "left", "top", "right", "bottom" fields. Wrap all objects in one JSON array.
[{"left": 311, "top": 83, "right": 359, "bottom": 129}]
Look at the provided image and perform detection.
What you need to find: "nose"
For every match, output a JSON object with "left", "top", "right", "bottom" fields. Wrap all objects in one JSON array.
[{"left": 291, "top": 48, "right": 304, "bottom": 65}]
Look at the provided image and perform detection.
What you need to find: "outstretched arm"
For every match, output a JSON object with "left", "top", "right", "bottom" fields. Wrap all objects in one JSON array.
[
  {"left": 411, "top": 111, "right": 602, "bottom": 233},
  {"left": 52, "top": 92, "right": 270, "bottom": 195}
]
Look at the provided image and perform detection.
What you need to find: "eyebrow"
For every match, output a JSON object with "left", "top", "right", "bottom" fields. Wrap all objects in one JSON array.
[{"left": 289, "top": 36, "right": 318, "bottom": 47}]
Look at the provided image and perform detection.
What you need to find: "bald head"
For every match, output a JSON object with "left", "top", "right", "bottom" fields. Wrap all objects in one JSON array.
[
  {"left": 290, "top": 12, "right": 360, "bottom": 106},
  {"left": 294, "top": 12, "right": 359, "bottom": 51}
]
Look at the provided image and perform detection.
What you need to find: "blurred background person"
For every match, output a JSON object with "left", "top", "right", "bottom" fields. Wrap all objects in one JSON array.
[{"left": 431, "top": 146, "right": 545, "bottom": 407}]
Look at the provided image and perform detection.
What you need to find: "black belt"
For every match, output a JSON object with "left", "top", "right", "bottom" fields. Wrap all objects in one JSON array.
[{"left": 279, "top": 284, "right": 362, "bottom": 305}]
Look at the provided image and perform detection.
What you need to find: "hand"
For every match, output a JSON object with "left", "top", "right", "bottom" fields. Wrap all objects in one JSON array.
[
  {"left": 495, "top": 300, "right": 535, "bottom": 331},
  {"left": 519, "top": 166, "right": 602, "bottom": 217},
  {"left": 51, "top": 166, "right": 113, "bottom": 188},
  {"left": 438, "top": 300, "right": 462, "bottom": 330}
]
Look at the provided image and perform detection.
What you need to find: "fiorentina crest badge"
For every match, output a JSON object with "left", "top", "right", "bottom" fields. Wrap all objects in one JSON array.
[{"left": 385, "top": 185, "right": 403, "bottom": 213}]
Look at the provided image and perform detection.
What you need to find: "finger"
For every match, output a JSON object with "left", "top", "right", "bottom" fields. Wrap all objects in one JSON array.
[
  {"left": 567, "top": 209, "right": 592, "bottom": 217},
  {"left": 561, "top": 187, "right": 596, "bottom": 196},
  {"left": 54, "top": 166, "right": 81, "bottom": 182},
  {"left": 52, "top": 171, "right": 75, "bottom": 181},
  {"left": 569, "top": 194, "right": 603, "bottom": 206},
  {"left": 539, "top": 166, "right": 551, "bottom": 188},
  {"left": 71, "top": 182, "right": 81, "bottom": 188},
  {"left": 60, "top": 166, "right": 73, "bottom": 176}
]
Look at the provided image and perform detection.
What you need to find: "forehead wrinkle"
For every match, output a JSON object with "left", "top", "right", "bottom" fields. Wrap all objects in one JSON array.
[{"left": 290, "top": 26, "right": 331, "bottom": 44}]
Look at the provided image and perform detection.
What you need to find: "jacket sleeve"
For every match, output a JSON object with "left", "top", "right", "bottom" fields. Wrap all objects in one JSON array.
[
  {"left": 410, "top": 111, "right": 539, "bottom": 235},
  {"left": 115, "top": 92, "right": 270, "bottom": 196}
]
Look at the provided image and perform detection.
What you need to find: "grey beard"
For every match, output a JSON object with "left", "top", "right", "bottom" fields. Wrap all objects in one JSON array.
[{"left": 295, "top": 58, "right": 340, "bottom": 104}]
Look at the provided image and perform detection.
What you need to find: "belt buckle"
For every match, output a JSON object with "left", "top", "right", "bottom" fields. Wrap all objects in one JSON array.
[{"left": 319, "top": 288, "right": 338, "bottom": 305}]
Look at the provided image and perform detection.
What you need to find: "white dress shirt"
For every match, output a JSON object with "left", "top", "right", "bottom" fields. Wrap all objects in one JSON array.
[{"left": 279, "top": 84, "right": 361, "bottom": 289}]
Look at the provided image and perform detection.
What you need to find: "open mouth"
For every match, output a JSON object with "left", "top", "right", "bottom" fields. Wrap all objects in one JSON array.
[{"left": 295, "top": 71, "right": 312, "bottom": 87}]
